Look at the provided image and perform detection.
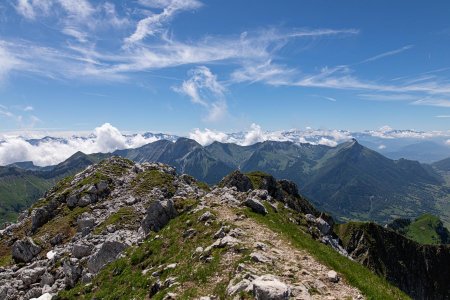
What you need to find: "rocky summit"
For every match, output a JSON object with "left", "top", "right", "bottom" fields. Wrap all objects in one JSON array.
[{"left": 0, "top": 157, "right": 443, "bottom": 299}]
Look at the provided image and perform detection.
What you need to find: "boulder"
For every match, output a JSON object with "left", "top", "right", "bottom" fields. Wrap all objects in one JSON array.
[
  {"left": 141, "top": 200, "right": 177, "bottom": 234},
  {"left": 315, "top": 218, "right": 331, "bottom": 235},
  {"left": 219, "top": 170, "right": 253, "bottom": 192},
  {"left": 31, "top": 208, "right": 50, "bottom": 233},
  {"left": 327, "top": 270, "right": 339, "bottom": 283},
  {"left": 252, "top": 275, "right": 290, "bottom": 300},
  {"left": 19, "top": 267, "right": 46, "bottom": 286},
  {"left": 40, "top": 272, "right": 55, "bottom": 287},
  {"left": 244, "top": 198, "right": 268, "bottom": 215},
  {"left": 77, "top": 213, "right": 95, "bottom": 232},
  {"left": 66, "top": 195, "right": 78, "bottom": 208},
  {"left": 77, "top": 195, "right": 92, "bottom": 207},
  {"left": 72, "top": 243, "right": 92, "bottom": 259},
  {"left": 12, "top": 238, "right": 41, "bottom": 263},
  {"left": 96, "top": 181, "right": 109, "bottom": 194},
  {"left": 87, "top": 241, "right": 127, "bottom": 274}
]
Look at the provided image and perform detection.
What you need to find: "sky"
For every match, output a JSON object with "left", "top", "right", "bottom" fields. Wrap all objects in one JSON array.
[{"left": 1, "top": 0, "right": 450, "bottom": 136}]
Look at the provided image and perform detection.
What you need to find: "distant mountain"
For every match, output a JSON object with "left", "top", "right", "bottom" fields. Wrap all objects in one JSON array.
[
  {"left": 116, "top": 138, "right": 449, "bottom": 225},
  {"left": 384, "top": 141, "right": 450, "bottom": 163},
  {"left": 433, "top": 157, "right": 450, "bottom": 172},
  {"left": 2, "top": 138, "right": 449, "bottom": 228}
]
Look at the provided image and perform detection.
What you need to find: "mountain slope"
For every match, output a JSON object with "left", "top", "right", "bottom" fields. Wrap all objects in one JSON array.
[
  {"left": 387, "top": 214, "right": 450, "bottom": 244},
  {"left": 1, "top": 138, "right": 448, "bottom": 228},
  {"left": 0, "top": 152, "right": 108, "bottom": 224},
  {"left": 0, "top": 158, "right": 410, "bottom": 300},
  {"left": 336, "top": 222, "right": 450, "bottom": 299}
]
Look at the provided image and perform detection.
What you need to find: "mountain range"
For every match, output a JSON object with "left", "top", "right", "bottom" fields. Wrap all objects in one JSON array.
[{"left": 1, "top": 138, "right": 449, "bottom": 229}]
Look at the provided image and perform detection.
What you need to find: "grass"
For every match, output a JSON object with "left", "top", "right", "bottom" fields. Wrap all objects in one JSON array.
[
  {"left": 57, "top": 204, "right": 230, "bottom": 300},
  {"left": 245, "top": 203, "right": 410, "bottom": 300},
  {"left": 93, "top": 207, "right": 138, "bottom": 235},
  {"left": 246, "top": 171, "right": 270, "bottom": 189},
  {"left": 131, "top": 169, "right": 176, "bottom": 197},
  {"left": 32, "top": 206, "right": 91, "bottom": 251},
  {"left": 404, "top": 214, "right": 449, "bottom": 245}
]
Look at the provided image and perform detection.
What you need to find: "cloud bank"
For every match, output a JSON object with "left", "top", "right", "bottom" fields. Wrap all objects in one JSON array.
[{"left": 0, "top": 123, "right": 160, "bottom": 166}]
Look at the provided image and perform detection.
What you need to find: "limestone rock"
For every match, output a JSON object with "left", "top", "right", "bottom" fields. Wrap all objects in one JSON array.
[
  {"left": 87, "top": 241, "right": 127, "bottom": 274},
  {"left": 141, "top": 200, "right": 177, "bottom": 234},
  {"left": 252, "top": 275, "right": 290, "bottom": 300},
  {"left": 244, "top": 198, "right": 268, "bottom": 215},
  {"left": 12, "top": 238, "right": 41, "bottom": 263}
]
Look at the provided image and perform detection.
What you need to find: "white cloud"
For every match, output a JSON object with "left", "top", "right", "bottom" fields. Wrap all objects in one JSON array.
[
  {"left": 24, "top": 106, "right": 34, "bottom": 111},
  {"left": 446, "top": 139, "right": 450, "bottom": 146},
  {"left": 175, "top": 66, "right": 227, "bottom": 122},
  {"left": 378, "top": 144, "right": 386, "bottom": 150},
  {"left": 436, "top": 115, "right": 450, "bottom": 118},
  {"left": 125, "top": 0, "right": 202, "bottom": 45},
  {"left": 360, "top": 45, "right": 413, "bottom": 64},
  {"left": 189, "top": 128, "right": 230, "bottom": 146},
  {"left": 411, "top": 98, "right": 450, "bottom": 108},
  {"left": 0, "top": 123, "right": 162, "bottom": 166}
]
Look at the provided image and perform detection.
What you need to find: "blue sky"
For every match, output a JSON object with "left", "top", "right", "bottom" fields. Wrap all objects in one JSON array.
[{"left": 0, "top": 0, "right": 450, "bottom": 135}]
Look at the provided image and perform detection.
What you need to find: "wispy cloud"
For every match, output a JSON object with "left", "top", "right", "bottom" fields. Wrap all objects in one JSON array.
[
  {"left": 125, "top": 0, "right": 202, "bottom": 45},
  {"left": 174, "top": 66, "right": 227, "bottom": 122},
  {"left": 436, "top": 115, "right": 450, "bottom": 118},
  {"left": 360, "top": 45, "right": 413, "bottom": 63},
  {"left": 412, "top": 98, "right": 450, "bottom": 107}
]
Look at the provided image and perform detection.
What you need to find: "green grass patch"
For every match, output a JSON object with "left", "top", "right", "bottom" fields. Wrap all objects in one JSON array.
[
  {"left": 93, "top": 207, "right": 138, "bottom": 235},
  {"left": 131, "top": 170, "right": 176, "bottom": 197},
  {"left": 405, "top": 214, "right": 449, "bottom": 245},
  {"left": 246, "top": 171, "right": 270, "bottom": 189},
  {"left": 245, "top": 204, "right": 410, "bottom": 300},
  {"left": 58, "top": 205, "right": 229, "bottom": 300}
]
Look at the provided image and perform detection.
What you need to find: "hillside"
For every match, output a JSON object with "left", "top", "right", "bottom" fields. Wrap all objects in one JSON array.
[
  {"left": 336, "top": 222, "right": 450, "bottom": 299},
  {"left": 0, "top": 158, "right": 416, "bottom": 300},
  {"left": 0, "top": 152, "right": 108, "bottom": 225},
  {"left": 387, "top": 214, "right": 450, "bottom": 245}
]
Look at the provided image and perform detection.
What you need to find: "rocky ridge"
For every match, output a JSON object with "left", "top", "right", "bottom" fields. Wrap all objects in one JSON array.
[{"left": 0, "top": 157, "right": 406, "bottom": 299}]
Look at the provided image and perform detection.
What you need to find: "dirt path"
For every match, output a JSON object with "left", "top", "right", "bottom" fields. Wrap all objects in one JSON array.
[{"left": 210, "top": 200, "right": 364, "bottom": 300}]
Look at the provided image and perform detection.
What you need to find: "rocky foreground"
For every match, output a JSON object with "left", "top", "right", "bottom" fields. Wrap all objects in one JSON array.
[{"left": 0, "top": 157, "right": 406, "bottom": 299}]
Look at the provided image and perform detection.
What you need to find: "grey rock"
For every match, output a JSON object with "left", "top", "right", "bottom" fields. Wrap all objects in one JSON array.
[
  {"left": 315, "top": 218, "right": 331, "bottom": 235},
  {"left": 19, "top": 267, "right": 46, "bottom": 286},
  {"left": 327, "top": 270, "right": 339, "bottom": 283},
  {"left": 50, "top": 233, "right": 64, "bottom": 246},
  {"left": 63, "top": 260, "right": 82, "bottom": 288},
  {"left": 31, "top": 208, "right": 50, "bottom": 233},
  {"left": 77, "top": 195, "right": 92, "bottom": 207},
  {"left": 77, "top": 214, "right": 95, "bottom": 232},
  {"left": 72, "top": 243, "right": 92, "bottom": 259},
  {"left": 23, "top": 287, "right": 42, "bottom": 300},
  {"left": 87, "top": 241, "right": 127, "bottom": 274},
  {"left": 198, "top": 211, "right": 214, "bottom": 222},
  {"left": 66, "top": 195, "right": 78, "bottom": 208},
  {"left": 244, "top": 198, "right": 268, "bottom": 215},
  {"left": 141, "top": 200, "right": 177, "bottom": 234},
  {"left": 219, "top": 170, "right": 253, "bottom": 192},
  {"left": 40, "top": 272, "right": 54, "bottom": 287},
  {"left": 96, "top": 181, "right": 109, "bottom": 194},
  {"left": 12, "top": 238, "right": 41, "bottom": 263},
  {"left": 252, "top": 275, "right": 290, "bottom": 300}
]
